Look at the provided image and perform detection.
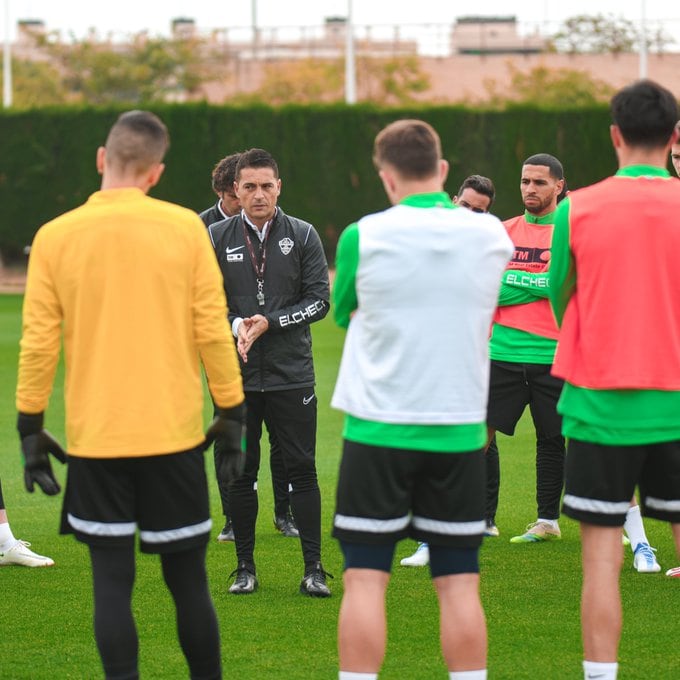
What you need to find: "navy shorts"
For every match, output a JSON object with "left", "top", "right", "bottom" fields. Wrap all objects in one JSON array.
[
  {"left": 487, "top": 360, "right": 563, "bottom": 437},
  {"left": 60, "top": 446, "right": 212, "bottom": 553},
  {"left": 332, "top": 440, "right": 485, "bottom": 549},
  {"left": 563, "top": 438, "right": 680, "bottom": 526}
]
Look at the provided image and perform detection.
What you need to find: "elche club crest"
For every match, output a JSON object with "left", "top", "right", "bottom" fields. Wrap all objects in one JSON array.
[{"left": 279, "top": 237, "right": 294, "bottom": 255}]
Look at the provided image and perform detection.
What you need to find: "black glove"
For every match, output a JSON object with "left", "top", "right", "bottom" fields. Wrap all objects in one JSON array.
[
  {"left": 17, "top": 412, "right": 67, "bottom": 496},
  {"left": 204, "top": 402, "right": 246, "bottom": 485}
]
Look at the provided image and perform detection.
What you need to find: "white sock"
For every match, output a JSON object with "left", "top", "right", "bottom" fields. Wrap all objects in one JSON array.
[
  {"left": 583, "top": 660, "right": 618, "bottom": 680},
  {"left": 537, "top": 518, "right": 559, "bottom": 529},
  {"left": 623, "top": 504, "right": 648, "bottom": 551},
  {"left": 339, "top": 673, "right": 378, "bottom": 680},
  {"left": 0, "top": 522, "right": 17, "bottom": 551},
  {"left": 450, "top": 671, "right": 487, "bottom": 680}
]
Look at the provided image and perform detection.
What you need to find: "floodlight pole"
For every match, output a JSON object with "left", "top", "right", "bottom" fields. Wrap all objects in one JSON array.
[
  {"left": 3, "top": 0, "right": 12, "bottom": 108},
  {"left": 639, "top": 0, "right": 648, "bottom": 78},
  {"left": 252, "top": 0, "right": 259, "bottom": 58},
  {"left": 344, "top": 0, "right": 356, "bottom": 104}
]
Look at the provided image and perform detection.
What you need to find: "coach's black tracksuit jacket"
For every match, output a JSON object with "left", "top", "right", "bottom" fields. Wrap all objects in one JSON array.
[
  {"left": 199, "top": 201, "right": 228, "bottom": 230},
  {"left": 208, "top": 207, "right": 330, "bottom": 392}
]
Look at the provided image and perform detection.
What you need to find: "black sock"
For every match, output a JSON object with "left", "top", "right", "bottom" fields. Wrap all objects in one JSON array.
[
  {"left": 89, "top": 544, "right": 139, "bottom": 680},
  {"left": 161, "top": 546, "right": 221, "bottom": 680}
]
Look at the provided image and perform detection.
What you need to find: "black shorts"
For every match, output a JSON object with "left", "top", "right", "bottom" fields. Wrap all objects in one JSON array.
[
  {"left": 562, "top": 438, "right": 680, "bottom": 526},
  {"left": 332, "top": 440, "right": 485, "bottom": 549},
  {"left": 60, "top": 446, "right": 211, "bottom": 553},
  {"left": 487, "top": 360, "right": 563, "bottom": 437}
]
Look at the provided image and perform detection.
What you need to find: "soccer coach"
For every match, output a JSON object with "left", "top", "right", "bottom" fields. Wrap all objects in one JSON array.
[
  {"left": 208, "top": 148, "right": 332, "bottom": 597},
  {"left": 15, "top": 110, "right": 245, "bottom": 680}
]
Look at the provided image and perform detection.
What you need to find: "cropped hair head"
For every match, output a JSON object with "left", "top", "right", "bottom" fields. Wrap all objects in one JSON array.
[
  {"left": 105, "top": 110, "right": 169, "bottom": 175},
  {"left": 236, "top": 148, "right": 279, "bottom": 180},
  {"left": 211, "top": 153, "right": 242, "bottom": 193},
  {"left": 610, "top": 79, "right": 679, "bottom": 148},
  {"left": 373, "top": 119, "right": 441, "bottom": 180},
  {"left": 457, "top": 174, "right": 496, "bottom": 207},
  {"left": 523, "top": 153, "right": 564, "bottom": 181}
]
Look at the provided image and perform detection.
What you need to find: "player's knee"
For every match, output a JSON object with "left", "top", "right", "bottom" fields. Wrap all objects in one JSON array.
[
  {"left": 230, "top": 476, "right": 257, "bottom": 494},
  {"left": 288, "top": 467, "right": 319, "bottom": 492}
]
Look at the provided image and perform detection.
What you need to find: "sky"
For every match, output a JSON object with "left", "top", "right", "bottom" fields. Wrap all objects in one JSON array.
[{"left": 2, "top": 1, "right": 679, "bottom": 43}]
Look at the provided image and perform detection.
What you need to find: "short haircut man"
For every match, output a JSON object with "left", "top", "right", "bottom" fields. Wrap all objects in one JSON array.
[
  {"left": 550, "top": 79, "right": 680, "bottom": 680},
  {"left": 524, "top": 152, "right": 563, "bottom": 181},
  {"left": 235, "top": 147, "right": 280, "bottom": 178},
  {"left": 455, "top": 174, "right": 496, "bottom": 212},
  {"left": 16, "top": 109, "right": 245, "bottom": 679},
  {"left": 201, "top": 149, "right": 295, "bottom": 544},
  {"left": 208, "top": 147, "right": 332, "bottom": 597},
  {"left": 373, "top": 119, "right": 440, "bottom": 178},
  {"left": 486, "top": 151, "right": 567, "bottom": 545},
  {"left": 331, "top": 119, "right": 513, "bottom": 677},
  {"left": 400, "top": 170, "right": 503, "bottom": 571},
  {"left": 211, "top": 153, "right": 240, "bottom": 194},
  {"left": 200, "top": 152, "right": 243, "bottom": 226},
  {"left": 103, "top": 109, "right": 169, "bottom": 172},
  {"left": 670, "top": 120, "right": 680, "bottom": 177}
]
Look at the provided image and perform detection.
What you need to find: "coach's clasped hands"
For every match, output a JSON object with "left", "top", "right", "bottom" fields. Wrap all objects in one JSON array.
[
  {"left": 203, "top": 402, "right": 246, "bottom": 484},
  {"left": 237, "top": 315, "right": 269, "bottom": 363},
  {"left": 17, "top": 411, "right": 67, "bottom": 496}
]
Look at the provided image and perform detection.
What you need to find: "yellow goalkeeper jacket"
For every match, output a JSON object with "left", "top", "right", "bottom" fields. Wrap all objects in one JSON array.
[{"left": 16, "top": 187, "right": 244, "bottom": 458}]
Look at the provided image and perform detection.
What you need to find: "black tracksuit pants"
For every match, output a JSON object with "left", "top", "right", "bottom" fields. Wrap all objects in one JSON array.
[
  {"left": 213, "top": 420, "right": 290, "bottom": 520},
  {"left": 230, "top": 387, "right": 322, "bottom": 572}
]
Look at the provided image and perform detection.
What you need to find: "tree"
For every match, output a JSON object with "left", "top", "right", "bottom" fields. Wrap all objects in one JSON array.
[
  {"left": 234, "top": 55, "right": 430, "bottom": 106},
  {"left": 484, "top": 63, "right": 615, "bottom": 107},
  {"left": 549, "top": 13, "right": 674, "bottom": 55},
  {"left": 0, "top": 58, "right": 71, "bottom": 108},
  {"left": 646, "top": 25, "right": 677, "bottom": 53},
  {"left": 359, "top": 55, "right": 430, "bottom": 106},
  {"left": 35, "top": 31, "right": 226, "bottom": 105},
  {"left": 238, "top": 59, "right": 344, "bottom": 105}
]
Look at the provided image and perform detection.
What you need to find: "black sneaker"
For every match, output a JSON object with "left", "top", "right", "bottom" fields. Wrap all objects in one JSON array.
[
  {"left": 217, "top": 520, "right": 234, "bottom": 542},
  {"left": 228, "top": 562, "right": 258, "bottom": 594},
  {"left": 299, "top": 562, "right": 332, "bottom": 598},
  {"left": 274, "top": 513, "right": 300, "bottom": 538}
]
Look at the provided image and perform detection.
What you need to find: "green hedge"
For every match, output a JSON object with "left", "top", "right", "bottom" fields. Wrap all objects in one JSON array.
[{"left": 0, "top": 103, "right": 617, "bottom": 264}]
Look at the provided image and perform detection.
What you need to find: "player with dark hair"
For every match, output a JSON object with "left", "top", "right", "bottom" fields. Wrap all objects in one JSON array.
[
  {"left": 200, "top": 153, "right": 243, "bottom": 228},
  {"left": 401, "top": 173, "right": 502, "bottom": 569},
  {"left": 209, "top": 147, "right": 332, "bottom": 597},
  {"left": 551, "top": 79, "right": 680, "bottom": 679},
  {"left": 667, "top": 119, "right": 680, "bottom": 580},
  {"left": 670, "top": 119, "right": 680, "bottom": 177},
  {"left": 200, "top": 152, "right": 297, "bottom": 543},
  {"left": 485, "top": 153, "right": 569, "bottom": 544},
  {"left": 332, "top": 120, "right": 513, "bottom": 678},
  {"left": 454, "top": 174, "right": 496, "bottom": 212},
  {"left": 16, "top": 109, "right": 245, "bottom": 679}
]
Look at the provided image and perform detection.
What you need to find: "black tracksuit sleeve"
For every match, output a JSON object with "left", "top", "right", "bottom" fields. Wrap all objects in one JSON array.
[{"left": 265, "top": 223, "right": 330, "bottom": 332}]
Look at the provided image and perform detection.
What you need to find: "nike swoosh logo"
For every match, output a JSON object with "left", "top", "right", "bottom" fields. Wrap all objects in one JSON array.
[
  {"left": 226, "top": 245, "right": 244, "bottom": 254},
  {"left": 586, "top": 675, "right": 606, "bottom": 679},
  {"left": 302, "top": 395, "right": 315, "bottom": 405}
]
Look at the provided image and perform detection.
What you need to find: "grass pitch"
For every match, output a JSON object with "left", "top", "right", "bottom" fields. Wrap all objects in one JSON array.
[{"left": 1, "top": 294, "right": 678, "bottom": 679}]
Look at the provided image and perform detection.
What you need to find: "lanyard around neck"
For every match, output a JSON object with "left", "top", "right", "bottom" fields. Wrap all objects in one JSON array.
[{"left": 242, "top": 221, "right": 272, "bottom": 306}]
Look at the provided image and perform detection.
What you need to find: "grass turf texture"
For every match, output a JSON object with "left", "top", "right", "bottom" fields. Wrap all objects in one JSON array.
[{"left": 1, "top": 292, "right": 678, "bottom": 679}]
